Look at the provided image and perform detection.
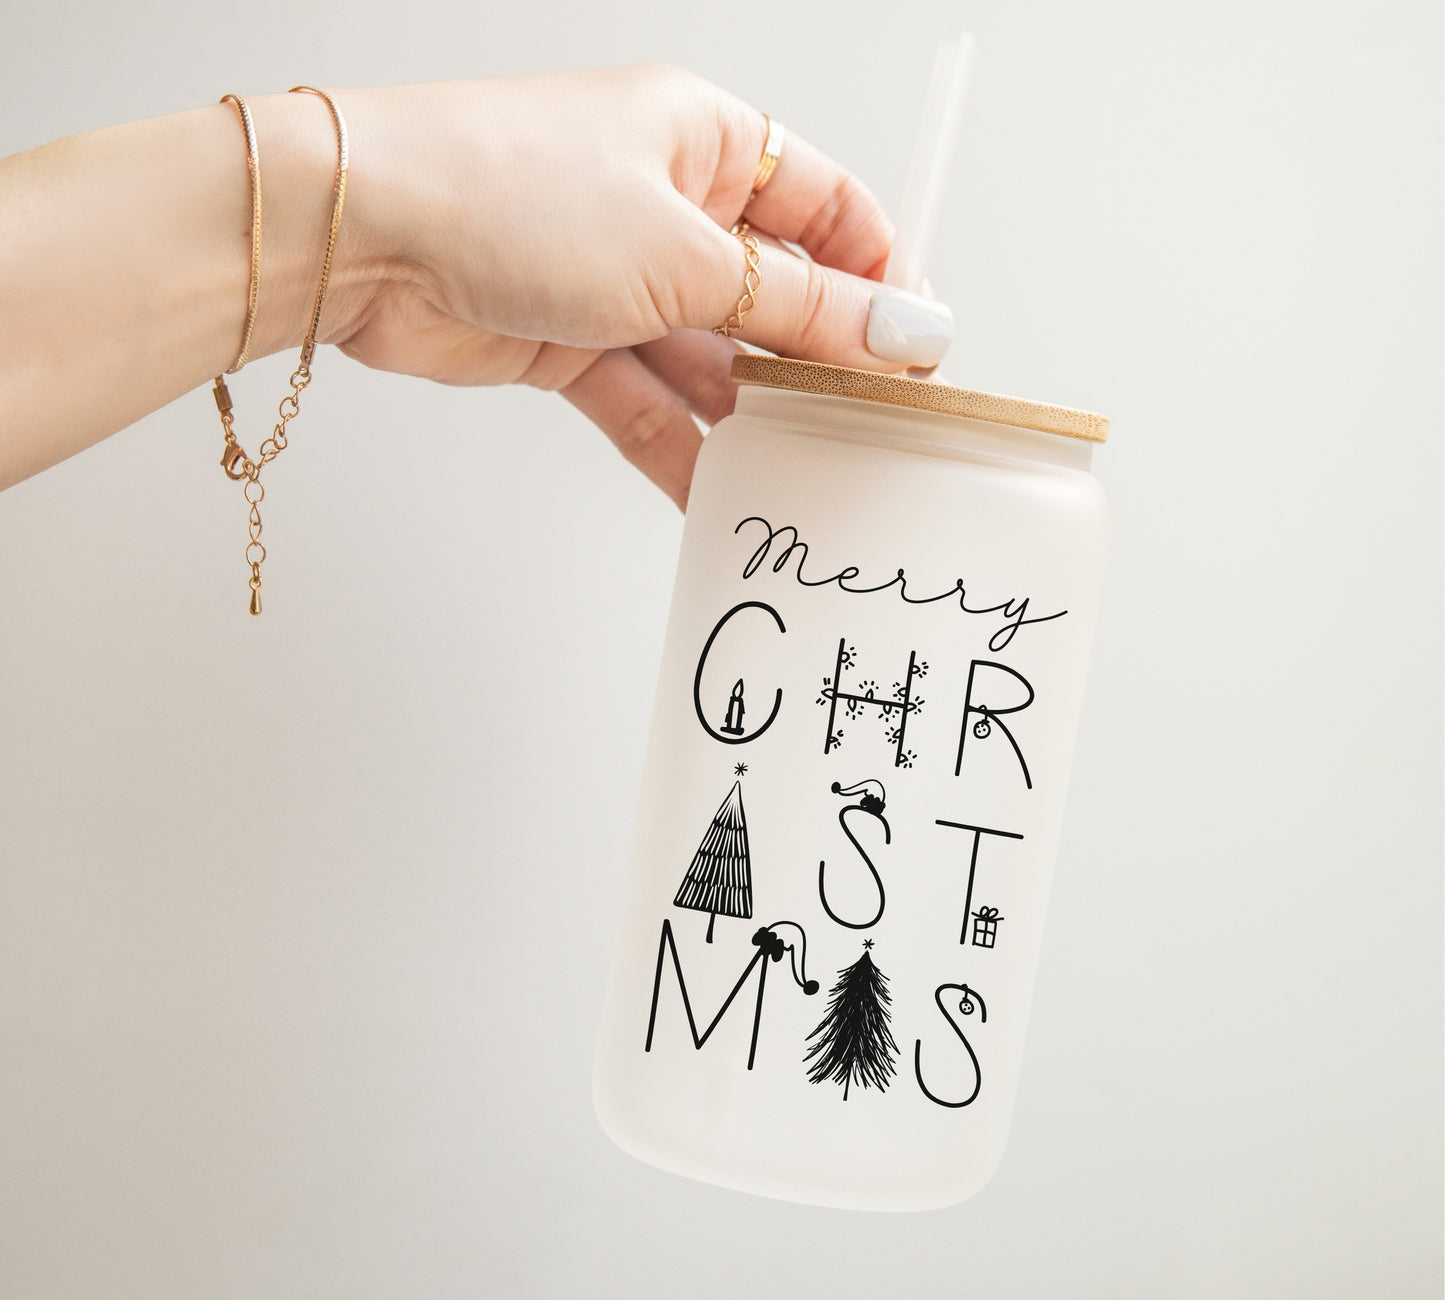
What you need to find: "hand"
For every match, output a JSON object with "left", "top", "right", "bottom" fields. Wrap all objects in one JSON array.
[
  {"left": 0, "top": 66, "right": 951, "bottom": 497},
  {"left": 329, "top": 66, "right": 952, "bottom": 507}
]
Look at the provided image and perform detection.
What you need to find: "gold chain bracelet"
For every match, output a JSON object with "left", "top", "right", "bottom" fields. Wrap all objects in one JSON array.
[
  {"left": 211, "top": 85, "right": 349, "bottom": 615},
  {"left": 219, "top": 94, "right": 262, "bottom": 373}
]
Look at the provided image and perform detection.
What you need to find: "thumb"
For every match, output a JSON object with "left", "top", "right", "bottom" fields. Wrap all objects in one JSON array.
[{"left": 692, "top": 226, "right": 954, "bottom": 371}]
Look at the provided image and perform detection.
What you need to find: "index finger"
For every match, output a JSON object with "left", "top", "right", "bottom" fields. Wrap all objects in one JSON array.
[{"left": 737, "top": 123, "right": 893, "bottom": 281}]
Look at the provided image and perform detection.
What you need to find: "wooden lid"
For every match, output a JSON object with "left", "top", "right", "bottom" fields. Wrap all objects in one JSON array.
[{"left": 730, "top": 355, "right": 1109, "bottom": 443}]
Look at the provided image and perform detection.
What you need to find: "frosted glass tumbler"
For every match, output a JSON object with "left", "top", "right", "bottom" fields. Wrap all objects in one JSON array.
[{"left": 594, "top": 356, "right": 1109, "bottom": 1211}]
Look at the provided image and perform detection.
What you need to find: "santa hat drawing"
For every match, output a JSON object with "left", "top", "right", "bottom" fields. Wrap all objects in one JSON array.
[
  {"left": 830, "top": 778, "right": 887, "bottom": 816},
  {"left": 752, "top": 920, "right": 818, "bottom": 995}
]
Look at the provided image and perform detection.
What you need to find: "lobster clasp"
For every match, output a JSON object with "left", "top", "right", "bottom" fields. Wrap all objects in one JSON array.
[{"left": 220, "top": 444, "right": 249, "bottom": 480}]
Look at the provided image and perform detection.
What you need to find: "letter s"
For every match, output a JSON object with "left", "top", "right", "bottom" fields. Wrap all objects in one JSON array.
[{"left": 914, "top": 982, "right": 988, "bottom": 1108}]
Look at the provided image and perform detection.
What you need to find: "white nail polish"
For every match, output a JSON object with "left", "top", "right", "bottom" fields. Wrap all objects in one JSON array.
[{"left": 866, "top": 289, "right": 954, "bottom": 368}]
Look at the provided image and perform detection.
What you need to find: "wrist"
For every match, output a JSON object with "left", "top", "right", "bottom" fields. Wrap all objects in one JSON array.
[{"left": 240, "top": 90, "right": 391, "bottom": 360}]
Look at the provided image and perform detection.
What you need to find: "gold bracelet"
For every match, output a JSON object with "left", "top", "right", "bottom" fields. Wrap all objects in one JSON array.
[
  {"left": 211, "top": 86, "right": 349, "bottom": 615},
  {"left": 288, "top": 86, "right": 350, "bottom": 372},
  {"left": 219, "top": 94, "right": 262, "bottom": 374}
]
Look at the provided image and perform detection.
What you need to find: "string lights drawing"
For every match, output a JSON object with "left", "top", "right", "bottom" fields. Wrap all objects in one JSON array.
[{"left": 816, "top": 639, "right": 928, "bottom": 768}]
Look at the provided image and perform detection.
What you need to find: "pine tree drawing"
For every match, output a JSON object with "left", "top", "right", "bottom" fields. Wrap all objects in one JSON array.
[
  {"left": 674, "top": 773, "right": 753, "bottom": 943},
  {"left": 803, "top": 940, "right": 899, "bottom": 1099}
]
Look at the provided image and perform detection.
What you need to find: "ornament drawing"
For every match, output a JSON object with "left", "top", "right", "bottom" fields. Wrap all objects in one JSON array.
[
  {"left": 954, "top": 660, "right": 1036, "bottom": 788},
  {"left": 913, "top": 982, "right": 988, "bottom": 1109}
]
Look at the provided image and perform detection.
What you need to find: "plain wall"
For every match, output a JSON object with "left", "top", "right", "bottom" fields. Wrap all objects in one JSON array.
[{"left": 1, "top": 1, "right": 1440, "bottom": 1297}]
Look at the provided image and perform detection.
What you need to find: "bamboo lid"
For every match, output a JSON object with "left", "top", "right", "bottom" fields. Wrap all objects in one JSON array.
[{"left": 730, "top": 355, "right": 1109, "bottom": 444}]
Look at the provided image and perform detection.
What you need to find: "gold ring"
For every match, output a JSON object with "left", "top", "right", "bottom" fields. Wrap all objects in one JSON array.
[
  {"left": 748, "top": 115, "right": 785, "bottom": 204},
  {"left": 713, "top": 221, "right": 763, "bottom": 338}
]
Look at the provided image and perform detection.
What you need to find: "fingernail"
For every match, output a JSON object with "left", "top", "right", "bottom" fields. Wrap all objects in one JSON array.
[{"left": 866, "top": 289, "right": 954, "bottom": 367}]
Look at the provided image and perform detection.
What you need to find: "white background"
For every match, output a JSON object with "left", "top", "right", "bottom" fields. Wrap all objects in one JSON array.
[{"left": 1, "top": 2, "right": 1440, "bottom": 1297}]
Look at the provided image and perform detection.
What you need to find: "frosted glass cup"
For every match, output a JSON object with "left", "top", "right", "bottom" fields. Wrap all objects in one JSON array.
[{"left": 594, "top": 356, "right": 1110, "bottom": 1212}]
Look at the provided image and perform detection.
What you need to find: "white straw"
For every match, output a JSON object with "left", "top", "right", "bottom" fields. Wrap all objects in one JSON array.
[{"left": 883, "top": 31, "right": 977, "bottom": 293}]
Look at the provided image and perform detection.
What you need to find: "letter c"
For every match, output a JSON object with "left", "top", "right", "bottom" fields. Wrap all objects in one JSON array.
[{"left": 693, "top": 601, "right": 786, "bottom": 745}]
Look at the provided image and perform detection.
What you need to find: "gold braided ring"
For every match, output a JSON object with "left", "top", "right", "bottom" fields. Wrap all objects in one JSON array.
[
  {"left": 748, "top": 114, "right": 785, "bottom": 204},
  {"left": 713, "top": 221, "right": 762, "bottom": 338}
]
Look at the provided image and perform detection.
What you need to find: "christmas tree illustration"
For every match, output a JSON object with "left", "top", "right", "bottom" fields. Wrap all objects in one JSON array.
[
  {"left": 674, "top": 769, "right": 753, "bottom": 943},
  {"left": 803, "top": 940, "right": 899, "bottom": 1099}
]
